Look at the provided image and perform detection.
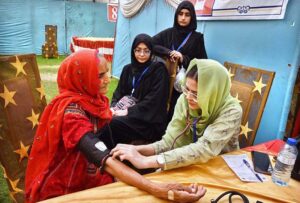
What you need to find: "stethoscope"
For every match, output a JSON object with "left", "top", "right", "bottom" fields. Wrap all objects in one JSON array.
[{"left": 171, "top": 109, "right": 201, "bottom": 149}]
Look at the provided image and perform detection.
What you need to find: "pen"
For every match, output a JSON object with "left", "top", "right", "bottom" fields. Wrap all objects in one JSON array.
[{"left": 242, "top": 159, "right": 263, "bottom": 182}]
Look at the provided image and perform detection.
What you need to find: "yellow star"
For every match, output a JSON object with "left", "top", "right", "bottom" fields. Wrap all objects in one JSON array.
[
  {"left": 26, "top": 109, "right": 40, "bottom": 129},
  {"left": 0, "top": 165, "right": 8, "bottom": 178},
  {"left": 228, "top": 67, "right": 235, "bottom": 78},
  {"left": 9, "top": 191, "right": 17, "bottom": 203},
  {"left": 10, "top": 56, "right": 27, "bottom": 76},
  {"left": 14, "top": 141, "right": 30, "bottom": 162},
  {"left": 234, "top": 93, "right": 242, "bottom": 103},
  {"left": 8, "top": 178, "right": 23, "bottom": 193},
  {"left": 36, "top": 85, "right": 46, "bottom": 100},
  {"left": 0, "top": 85, "right": 17, "bottom": 108},
  {"left": 240, "top": 122, "right": 253, "bottom": 139},
  {"left": 252, "top": 77, "right": 266, "bottom": 95}
]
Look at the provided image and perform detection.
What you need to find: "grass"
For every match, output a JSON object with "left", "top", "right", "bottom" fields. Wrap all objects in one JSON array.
[
  {"left": 36, "top": 55, "right": 67, "bottom": 66},
  {"left": 36, "top": 55, "right": 118, "bottom": 102},
  {"left": 0, "top": 55, "right": 119, "bottom": 202},
  {"left": 0, "top": 166, "right": 10, "bottom": 203}
]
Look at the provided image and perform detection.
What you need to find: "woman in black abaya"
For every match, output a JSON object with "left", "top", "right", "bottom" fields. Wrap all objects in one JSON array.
[
  {"left": 100, "top": 34, "right": 169, "bottom": 147},
  {"left": 152, "top": 0, "right": 207, "bottom": 121}
]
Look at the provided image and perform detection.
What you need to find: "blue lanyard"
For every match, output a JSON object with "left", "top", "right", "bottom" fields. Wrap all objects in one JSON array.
[
  {"left": 131, "top": 66, "right": 150, "bottom": 96},
  {"left": 192, "top": 118, "right": 198, "bottom": 143},
  {"left": 172, "top": 31, "right": 192, "bottom": 51}
]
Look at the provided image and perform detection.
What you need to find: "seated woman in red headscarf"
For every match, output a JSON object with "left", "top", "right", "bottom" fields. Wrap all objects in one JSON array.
[{"left": 25, "top": 49, "right": 206, "bottom": 203}]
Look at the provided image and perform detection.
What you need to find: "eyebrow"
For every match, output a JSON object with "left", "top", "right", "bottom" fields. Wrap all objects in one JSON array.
[
  {"left": 135, "top": 48, "right": 150, "bottom": 51},
  {"left": 99, "top": 70, "right": 108, "bottom": 75},
  {"left": 185, "top": 86, "right": 197, "bottom": 94},
  {"left": 179, "top": 10, "right": 190, "bottom": 14}
]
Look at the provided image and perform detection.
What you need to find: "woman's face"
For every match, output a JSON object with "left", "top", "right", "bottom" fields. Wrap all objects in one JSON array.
[
  {"left": 97, "top": 58, "right": 110, "bottom": 95},
  {"left": 177, "top": 9, "right": 191, "bottom": 27},
  {"left": 184, "top": 78, "right": 200, "bottom": 110},
  {"left": 134, "top": 42, "right": 151, "bottom": 63}
]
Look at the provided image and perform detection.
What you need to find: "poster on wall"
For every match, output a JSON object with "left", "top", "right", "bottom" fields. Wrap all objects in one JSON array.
[
  {"left": 107, "top": 3, "right": 118, "bottom": 22},
  {"left": 191, "top": 0, "right": 289, "bottom": 20}
]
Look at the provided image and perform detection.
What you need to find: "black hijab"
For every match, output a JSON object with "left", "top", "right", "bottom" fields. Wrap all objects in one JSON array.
[
  {"left": 173, "top": 1, "right": 197, "bottom": 34},
  {"left": 131, "top": 34, "right": 153, "bottom": 71}
]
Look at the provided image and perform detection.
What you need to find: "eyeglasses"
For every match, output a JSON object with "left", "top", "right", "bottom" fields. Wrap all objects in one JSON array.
[
  {"left": 181, "top": 85, "right": 198, "bottom": 103},
  {"left": 134, "top": 49, "right": 151, "bottom": 56}
]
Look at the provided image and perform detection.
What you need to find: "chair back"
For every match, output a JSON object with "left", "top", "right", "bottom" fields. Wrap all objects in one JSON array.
[
  {"left": 164, "top": 58, "right": 178, "bottom": 111},
  {"left": 151, "top": 56, "right": 178, "bottom": 111},
  {"left": 0, "top": 54, "right": 46, "bottom": 202},
  {"left": 224, "top": 62, "right": 275, "bottom": 147}
]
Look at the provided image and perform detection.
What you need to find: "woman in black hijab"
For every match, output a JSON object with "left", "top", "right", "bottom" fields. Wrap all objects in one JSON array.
[
  {"left": 100, "top": 34, "right": 169, "bottom": 146},
  {"left": 152, "top": 0, "right": 207, "bottom": 121}
]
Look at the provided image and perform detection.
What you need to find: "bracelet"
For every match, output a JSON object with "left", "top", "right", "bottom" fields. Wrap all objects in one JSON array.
[
  {"left": 167, "top": 190, "right": 174, "bottom": 201},
  {"left": 99, "top": 153, "right": 111, "bottom": 174}
]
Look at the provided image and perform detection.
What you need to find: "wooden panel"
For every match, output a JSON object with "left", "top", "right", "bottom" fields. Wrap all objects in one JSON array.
[
  {"left": 0, "top": 54, "right": 46, "bottom": 203},
  {"left": 42, "top": 25, "right": 58, "bottom": 58},
  {"left": 224, "top": 62, "right": 275, "bottom": 147},
  {"left": 164, "top": 58, "right": 177, "bottom": 111}
]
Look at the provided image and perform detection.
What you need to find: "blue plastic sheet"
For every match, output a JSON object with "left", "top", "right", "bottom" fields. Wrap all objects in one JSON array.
[{"left": 0, "top": 0, "right": 115, "bottom": 55}]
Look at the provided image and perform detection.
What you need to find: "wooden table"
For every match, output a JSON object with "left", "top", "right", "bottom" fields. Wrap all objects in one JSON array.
[{"left": 41, "top": 150, "right": 300, "bottom": 203}]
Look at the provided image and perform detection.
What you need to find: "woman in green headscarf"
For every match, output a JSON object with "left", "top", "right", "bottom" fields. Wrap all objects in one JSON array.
[{"left": 111, "top": 59, "right": 242, "bottom": 170}]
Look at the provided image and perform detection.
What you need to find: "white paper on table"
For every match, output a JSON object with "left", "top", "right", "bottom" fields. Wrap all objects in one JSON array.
[{"left": 222, "top": 154, "right": 266, "bottom": 182}]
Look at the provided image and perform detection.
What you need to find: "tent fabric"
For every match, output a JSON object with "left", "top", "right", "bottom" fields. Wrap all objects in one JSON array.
[
  {"left": 120, "top": 0, "right": 150, "bottom": 18},
  {"left": 118, "top": 0, "right": 181, "bottom": 18},
  {"left": 0, "top": 0, "right": 115, "bottom": 55},
  {"left": 165, "top": 0, "right": 182, "bottom": 8}
]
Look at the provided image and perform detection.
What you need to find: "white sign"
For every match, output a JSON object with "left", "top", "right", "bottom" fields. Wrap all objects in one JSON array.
[{"left": 192, "top": 0, "right": 289, "bottom": 20}]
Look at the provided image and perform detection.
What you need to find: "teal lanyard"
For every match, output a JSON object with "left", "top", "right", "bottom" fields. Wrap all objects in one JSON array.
[
  {"left": 131, "top": 66, "right": 149, "bottom": 96},
  {"left": 172, "top": 31, "right": 192, "bottom": 51},
  {"left": 193, "top": 118, "right": 198, "bottom": 143}
]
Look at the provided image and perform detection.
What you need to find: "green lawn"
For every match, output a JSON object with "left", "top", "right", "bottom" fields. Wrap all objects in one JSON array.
[
  {"left": 0, "top": 166, "right": 10, "bottom": 203},
  {"left": 37, "top": 55, "right": 118, "bottom": 102},
  {"left": 0, "top": 55, "right": 118, "bottom": 202},
  {"left": 36, "top": 55, "right": 67, "bottom": 66}
]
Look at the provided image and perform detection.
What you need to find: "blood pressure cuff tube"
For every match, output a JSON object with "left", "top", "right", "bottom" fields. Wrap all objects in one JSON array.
[{"left": 78, "top": 132, "right": 111, "bottom": 170}]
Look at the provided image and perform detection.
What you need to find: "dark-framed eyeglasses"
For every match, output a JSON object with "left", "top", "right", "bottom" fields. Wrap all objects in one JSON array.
[{"left": 134, "top": 49, "right": 151, "bottom": 56}]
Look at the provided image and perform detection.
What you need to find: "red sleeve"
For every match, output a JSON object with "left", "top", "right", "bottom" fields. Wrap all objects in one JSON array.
[{"left": 62, "top": 109, "right": 93, "bottom": 150}]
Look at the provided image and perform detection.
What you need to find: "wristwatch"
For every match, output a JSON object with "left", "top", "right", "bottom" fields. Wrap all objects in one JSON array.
[{"left": 156, "top": 154, "right": 165, "bottom": 169}]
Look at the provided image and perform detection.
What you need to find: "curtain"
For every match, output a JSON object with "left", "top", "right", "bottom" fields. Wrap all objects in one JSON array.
[{"left": 120, "top": 0, "right": 150, "bottom": 18}]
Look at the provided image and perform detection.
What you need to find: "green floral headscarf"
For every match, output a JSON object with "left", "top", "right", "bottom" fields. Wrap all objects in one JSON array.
[
  {"left": 185, "top": 59, "right": 236, "bottom": 123},
  {"left": 163, "top": 59, "right": 239, "bottom": 148}
]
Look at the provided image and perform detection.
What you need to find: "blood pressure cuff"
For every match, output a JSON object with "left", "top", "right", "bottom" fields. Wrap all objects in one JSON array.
[{"left": 78, "top": 132, "right": 111, "bottom": 170}]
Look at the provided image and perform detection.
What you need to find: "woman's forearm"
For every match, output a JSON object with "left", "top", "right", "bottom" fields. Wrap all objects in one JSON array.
[
  {"left": 104, "top": 157, "right": 166, "bottom": 199},
  {"left": 104, "top": 157, "right": 207, "bottom": 202},
  {"left": 136, "top": 145, "right": 156, "bottom": 156}
]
